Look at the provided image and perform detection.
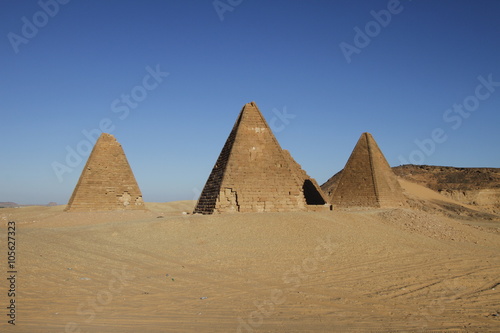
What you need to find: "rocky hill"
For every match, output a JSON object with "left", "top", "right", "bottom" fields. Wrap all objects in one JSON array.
[
  {"left": 392, "top": 165, "right": 500, "bottom": 191},
  {"left": 0, "top": 202, "right": 19, "bottom": 208},
  {"left": 393, "top": 165, "right": 500, "bottom": 214},
  {"left": 0, "top": 202, "right": 59, "bottom": 208}
]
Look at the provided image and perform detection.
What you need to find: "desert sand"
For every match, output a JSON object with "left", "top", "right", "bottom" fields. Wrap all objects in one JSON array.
[{"left": 1, "top": 181, "right": 499, "bottom": 332}]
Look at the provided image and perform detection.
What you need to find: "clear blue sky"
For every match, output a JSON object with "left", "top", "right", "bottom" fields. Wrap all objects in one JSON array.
[{"left": 1, "top": 0, "right": 499, "bottom": 204}]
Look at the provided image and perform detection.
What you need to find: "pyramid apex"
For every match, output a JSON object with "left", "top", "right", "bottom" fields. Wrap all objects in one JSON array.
[
  {"left": 236, "top": 101, "right": 267, "bottom": 127},
  {"left": 95, "top": 133, "right": 116, "bottom": 142},
  {"left": 244, "top": 101, "right": 258, "bottom": 108},
  {"left": 362, "top": 132, "right": 375, "bottom": 142}
]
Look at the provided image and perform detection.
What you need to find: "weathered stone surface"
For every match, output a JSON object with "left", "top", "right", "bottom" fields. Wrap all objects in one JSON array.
[
  {"left": 325, "top": 132, "right": 405, "bottom": 208},
  {"left": 194, "top": 102, "right": 329, "bottom": 214},
  {"left": 65, "top": 133, "right": 146, "bottom": 211}
]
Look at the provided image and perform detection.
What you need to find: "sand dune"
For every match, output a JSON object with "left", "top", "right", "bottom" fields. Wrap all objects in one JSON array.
[{"left": 1, "top": 186, "right": 499, "bottom": 332}]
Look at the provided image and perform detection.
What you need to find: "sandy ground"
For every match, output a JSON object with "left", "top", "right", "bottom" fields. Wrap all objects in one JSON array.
[{"left": 1, "top": 185, "right": 499, "bottom": 332}]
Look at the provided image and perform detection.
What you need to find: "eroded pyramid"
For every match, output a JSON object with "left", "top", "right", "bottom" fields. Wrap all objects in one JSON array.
[
  {"left": 65, "top": 133, "right": 146, "bottom": 211},
  {"left": 322, "top": 132, "right": 405, "bottom": 208},
  {"left": 194, "top": 102, "right": 329, "bottom": 214}
]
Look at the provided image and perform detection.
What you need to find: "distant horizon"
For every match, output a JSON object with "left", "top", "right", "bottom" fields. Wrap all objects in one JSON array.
[{"left": 2, "top": 162, "right": 500, "bottom": 206}]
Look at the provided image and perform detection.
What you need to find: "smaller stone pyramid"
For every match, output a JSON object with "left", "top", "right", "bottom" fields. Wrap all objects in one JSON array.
[
  {"left": 194, "top": 102, "right": 329, "bottom": 214},
  {"left": 323, "top": 132, "right": 405, "bottom": 208},
  {"left": 65, "top": 133, "right": 146, "bottom": 211}
]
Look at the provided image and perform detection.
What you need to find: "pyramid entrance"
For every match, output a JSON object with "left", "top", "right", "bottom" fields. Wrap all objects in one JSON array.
[{"left": 303, "top": 179, "right": 327, "bottom": 205}]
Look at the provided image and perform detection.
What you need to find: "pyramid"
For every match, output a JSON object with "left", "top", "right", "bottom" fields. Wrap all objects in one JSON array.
[
  {"left": 323, "top": 132, "right": 405, "bottom": 208},
  {"left": 65, "top": 133, "right": 146, "bottom": 211},
  {"left": 194, "top": 102, "right": 329, "bottom": 214}
]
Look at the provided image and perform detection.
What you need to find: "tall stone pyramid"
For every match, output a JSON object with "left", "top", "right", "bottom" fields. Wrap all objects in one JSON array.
[
  {"left": 65, "top": 133, "right": 146, "bottom": 211},
  {"left": 194, "top": 102, "right": 329, "bottom": 214},
  {"left": 322, "top": 132, "right": 405, "bottom": 208}
]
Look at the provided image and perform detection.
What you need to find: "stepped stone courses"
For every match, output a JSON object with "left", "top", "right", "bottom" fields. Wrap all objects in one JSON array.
[
  {"left": 324, "top": 132, "right": 405, "bottom": 208},
  {"left": 65, "top": 133, "right": 146, "bottom": 212},
  {"left": 194, "top": 102, "right": 330, "bottom": 214}
]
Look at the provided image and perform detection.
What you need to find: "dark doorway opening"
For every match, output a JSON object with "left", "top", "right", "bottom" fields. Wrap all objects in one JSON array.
[{"left": 303, "top": 180, "right": 326, "bottom": 205}]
